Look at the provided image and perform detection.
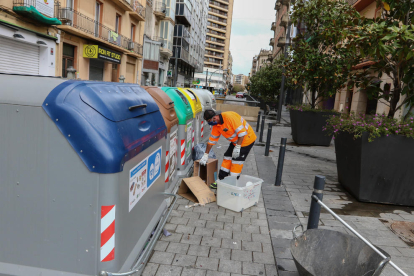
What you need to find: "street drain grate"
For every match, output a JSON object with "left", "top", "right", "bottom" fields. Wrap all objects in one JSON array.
[{"left": 380, "top": 219, "right": 414, "bottom": 247}]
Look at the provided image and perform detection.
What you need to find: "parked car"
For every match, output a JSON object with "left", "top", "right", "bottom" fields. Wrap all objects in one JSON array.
[{"left": 236, "top": 92, "right": 245, "bottom": 98}]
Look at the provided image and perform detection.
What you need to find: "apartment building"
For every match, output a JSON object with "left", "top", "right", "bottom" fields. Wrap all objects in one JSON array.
[
  {"left": 234, "top": 73, "right": 248, "bottom": 86},
  {"left": 250, "top": 56, "right": 258, "bottom": 77},
  {"left": 332, "top": 0, "right": 408, "bottom": 118},
  {"left": 194, "top": 0, "right": 234, "bottom": 92},
  {"left": 141, "top": 0, "right": 176, "bottom": 86},
  {"left": 0, "top": 0, "right": 145, "bottom": 83},
  {"left": 167, "top": 0, "right": 208, "bottom": 87},
  {"left": 271, "top": 0, "right": 290, "bottom": 59}
]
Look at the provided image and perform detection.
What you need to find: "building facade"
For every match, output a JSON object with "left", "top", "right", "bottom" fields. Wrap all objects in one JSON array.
[
  {"left": 0, "top": 0, "right": 145, "bottom": 83},
  {"left": 271, "top": 0, "right": 290, "bottom": 59},
  {"left": 194, "top": 0, "right": 234, "bottom": 92},
  {"left": 234, "top": 73, "right": 248, "bottom": 86}
]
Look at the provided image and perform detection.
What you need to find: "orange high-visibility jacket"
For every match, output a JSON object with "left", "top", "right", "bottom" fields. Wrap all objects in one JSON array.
[{"left": 207, "top": 111, "right": 257, "bottom": 147}]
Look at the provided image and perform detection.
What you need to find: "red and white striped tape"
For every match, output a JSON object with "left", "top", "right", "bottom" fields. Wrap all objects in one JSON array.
[
  {"left": 192, "top": 129, "right": 195, "bottom": 149},
  {"left": 201, "top": 120, "right": 204, "bottom": 138},
  {"left": 101, "top": 205, "right": 115, "bottom": 262},
  {"left": 165, "top": 150, "right": 169, "bottom": 183},
  {"left": 181, "top": 139, "right": 185, "bottom": 165}
]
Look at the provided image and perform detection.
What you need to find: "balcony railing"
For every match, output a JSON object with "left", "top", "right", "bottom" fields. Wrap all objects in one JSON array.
[
  {"left": 176, "top": 3, "right": 192, "bottom": 26},
  {"left": 208, "top": 15, "right": 227, "bottom": 23},
  {"left": 206, "top": 51, "right": 224, "bottom": 58},
  {"left": 173, "top": 46, "right": 190, "bottom": 63},
  {"left": 146, "top": 0, "right": 153, "bottom": 7},
  {"left": 207, "top": 29, "right": 226, "bottom": 38},
  {"left": 207, "top": 22, "right": 226, "bottom": 31},
  {"left": 209, "top": 8, "right": 227, "bottom": 16},
  {"left": 210, "top": 1, "right": 228, "bottom": 10},
  {"left": 206, "top": 36, "right": 225, "bottom": 45},
  {"left": 206, "top": 43, "right": 225, "bottom": 51},
  {"left": 270, "top": 38, "right": 275, "bottom": 46},
  {"left": 271, "top": 22, "right": 276, "bottom": 31},
  {"left": 154, "top": 1, "right": 167, "bottom": 16},
  {"left": 57, "top": 7, "right": 143, "bottom": 55},
  {"left": 131, "top": 0, "right": 146, "bottom": 19}
]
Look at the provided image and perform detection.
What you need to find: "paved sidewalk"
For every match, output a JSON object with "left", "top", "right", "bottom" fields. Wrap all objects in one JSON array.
[
  {"left": 143, "top": 136, "right": 278, "bottom": 276},
  {"left": 255, "top": 107, "right": 414, "bottom": 276}
]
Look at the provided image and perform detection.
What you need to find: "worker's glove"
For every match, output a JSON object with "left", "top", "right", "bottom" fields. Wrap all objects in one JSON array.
[
  {"left": 232, "top": 145, "right": 241, "bottom": 159},
  {"left": 199, "top": 153, "right": 209, "bottom": 166}
]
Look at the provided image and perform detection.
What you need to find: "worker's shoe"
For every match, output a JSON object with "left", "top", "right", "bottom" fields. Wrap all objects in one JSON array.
[{"left": 210, "top": 182, "right": 217, "bottom": 189}]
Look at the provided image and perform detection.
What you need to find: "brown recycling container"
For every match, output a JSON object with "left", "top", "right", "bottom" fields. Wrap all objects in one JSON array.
[{"left": 144, "top": 86, "right": 179, "bottom": 193}]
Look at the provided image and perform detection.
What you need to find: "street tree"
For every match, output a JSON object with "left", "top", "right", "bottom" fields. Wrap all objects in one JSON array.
[
  {"left": 249, "top": 57, "right": 284, "bottom": 102},
  {"left": 233, "top": 84, "right": 245, "bottom": 92},
  {"left": 348, "top": 0, "right": 414, "bottom": 119},
  {"left": 286, "top": 0, "right": 361, "bottom": 109}
]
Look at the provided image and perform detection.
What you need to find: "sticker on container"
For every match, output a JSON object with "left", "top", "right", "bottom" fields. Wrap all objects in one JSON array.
[
  {"left": 186, "top": 121, "right": 193, "bottom": 158},
  {"left": 185, "top": 90, "right": 196, "bottom": 101},
  {"left": 169, "top": 129, "right": 178, "bottom": 179},
  {"left": 128, "top": 146, "right": 162, "bottom": 212},
  {"left": 243, "top": 188, "right": 256, "bottom": 200}
]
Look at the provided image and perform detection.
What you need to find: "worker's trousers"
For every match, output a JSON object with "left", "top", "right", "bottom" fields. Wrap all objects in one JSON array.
[{"left": 218, "top": 142, "right": 255, "bottom": 180}]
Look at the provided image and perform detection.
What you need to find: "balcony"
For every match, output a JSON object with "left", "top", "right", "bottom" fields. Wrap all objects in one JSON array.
[
  {"left": 277, "top": 0, "right": 290, "bottom": 5},
  {"left": 269, "top": 38, "right": 275, "bottom": 46},
  {"left": 207, "top": 29, "right": 226, "bottom": 38},
  {"left": 209, "top": 1, "right": 228, "bottom": 10},
  {"left": 174, "top": 24, "right": 190, "bottom": 43},
  {"left": 173, "top": 46, "right": 190, "bottom": 64},
  {"left": 154, "top": 36, "right": 173, "bottom": 56},
  {"left": 209, "top": 8, "right": 227, "bottom": 18},
  {"left": 275, "top": 2, "right": 281, "bottom": 10},
  {"left": 280, "top": 14, "right": 289, "bottom": 27},
  {"left": 206, "top": 36, "right": 225, "bottom": 46},
  {"left": 57, "top": 7, "right": 143, "bottom": 56},
  {"left": 277, "top": 36, "right": 286, "bottom": 47},
  {"left": 176, "top": 3, "right": 192, "bottom": 26},
  {"left": 349, "top": 0, "right": 375, "bottom": 12},
  {"left": 208, "top": 15, "right": 227, "bottom": 25},
  {"left": 271, "top": 22, "right": 276, "bottom": 31},
  {"left": 347, "top": 0, "right": 359, "bottom": 6},
  {"left": 13, "top": 0, "right": 62, "bottom": 25},
  {"left": 206, "top": 45, "right": 225, "bottom": 52},
  {"left": 207, "top": 22, "right": 226, "bottom": 31},
  {"left": 154, "top": 1, "right": 167, "bottom": 19}
]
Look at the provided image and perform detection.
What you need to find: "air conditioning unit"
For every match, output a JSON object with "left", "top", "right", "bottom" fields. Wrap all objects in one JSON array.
[
  {"left": 128, "top": 42, "right": 135, "bottom": 50},
  {"left": 59, "top": 8, "right": 73, "bottom": 25}
]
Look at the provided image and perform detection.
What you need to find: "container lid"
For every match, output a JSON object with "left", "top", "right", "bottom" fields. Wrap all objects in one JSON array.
[
  {"left": 144, "top": 86, "right": 178, "bottom": 133},
  {"left": 43, "top": 81, "right": 166, "bottom": 173},
  {"left": 189, "top": 88, "right": 213, "bottom": 110},
  {"left": 161, "top": 87, "right": 193, "bottom": 124},
  {"left": 181, "top": 88, "right": 203, "bottom": 114}
]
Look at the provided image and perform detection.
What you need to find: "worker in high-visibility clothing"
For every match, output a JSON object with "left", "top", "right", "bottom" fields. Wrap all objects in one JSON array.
[{"left": 200, "top": 109, "right": 257, "bottom": 189}]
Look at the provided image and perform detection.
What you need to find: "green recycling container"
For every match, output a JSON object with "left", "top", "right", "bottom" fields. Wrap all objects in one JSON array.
[{"left": 161, "top": 87, "right": 194, "bottom": 177}]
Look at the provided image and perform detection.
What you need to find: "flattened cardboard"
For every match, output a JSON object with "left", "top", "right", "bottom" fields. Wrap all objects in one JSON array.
[
  {"left": 194, "top": 158, "right": 218, "bottom": 187},
  {"left": 177, "top": 176, "right": 216, "bottom": 205}
]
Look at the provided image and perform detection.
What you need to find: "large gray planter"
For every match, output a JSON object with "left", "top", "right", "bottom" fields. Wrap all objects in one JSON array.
[
  {"left": 335, "top": 132, "right": 414, "bottom": 206},
  {"left": 290, "top": 109, "right": 335, "bottom": 146}
]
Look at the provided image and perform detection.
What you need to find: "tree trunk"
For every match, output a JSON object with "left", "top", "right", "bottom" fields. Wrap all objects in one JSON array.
[
  {"left": 311, "top": 86, "right": 317, "bottom": 109},
  {"left": 403, "top": 105, "right": 414, "bottom": 121},
  {"left": 388, "top": 82, "right": 401, "bottom": 118}
]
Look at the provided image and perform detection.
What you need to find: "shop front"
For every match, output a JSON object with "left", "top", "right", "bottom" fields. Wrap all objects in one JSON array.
[{"left": 83, "top": 44, "right": 122, "bottom": 81}]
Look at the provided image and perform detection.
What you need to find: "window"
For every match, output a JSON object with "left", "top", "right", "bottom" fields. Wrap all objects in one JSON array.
[
  {"left": 115, "top": 14, "right": 121, "bottom": 33},
  {"left": 62, "top": 43, "right": 76, "bottom": 78},
  {"left": 95, "top": 2, "right": 101, "bottom": 37},
  {"left": 131, "top": 24, "right": 135, "bottom": 40}
]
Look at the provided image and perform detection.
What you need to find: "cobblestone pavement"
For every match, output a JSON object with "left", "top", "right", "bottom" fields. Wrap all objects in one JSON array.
[
  {"left": 143, "top": 136, "right": 278, "bottom": 276},
  {"left": 255, "top": 107, "right": 414, "bottom": 276}
]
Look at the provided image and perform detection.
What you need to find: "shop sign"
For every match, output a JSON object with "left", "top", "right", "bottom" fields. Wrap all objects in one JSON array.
[
  {"left": 34, "top": 0, "right": 54, "bottom": 17},
  {"left": 192, "top": 79, "right": 200, "bottom": 85},
  {"left": 83, "top": 45, "right": 122, "bottom": 64}
]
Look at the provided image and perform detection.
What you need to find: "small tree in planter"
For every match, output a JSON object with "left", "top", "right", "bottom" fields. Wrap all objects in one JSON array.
[
  {"left": 347, "top": 0, "right": 414, "bottom": 119},
  {"left": 325, "top": 113, "right": 414, "bottom": 206},
  {"left": 284, "top": 0, "right": 361, "bottom": 146}
]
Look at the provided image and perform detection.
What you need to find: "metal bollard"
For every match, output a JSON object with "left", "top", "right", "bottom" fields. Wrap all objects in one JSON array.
[
  {"left": 256, "top": 111, "right": 262, "bottom": 132},
  {"left": 259, "top": 115, "right": 266, "bottom": 142},
  {"left": 307, "top": 175, "right": 326, "bottom": 230},
  {"left": 265, "top": 123, "right": 272, "bottom": 156},
  {"left": 275, "top": 138, "right": 287, "bottom": 186}
]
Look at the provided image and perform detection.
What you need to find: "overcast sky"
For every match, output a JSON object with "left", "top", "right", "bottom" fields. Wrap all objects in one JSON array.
[{"left": 230, "top": 0, "right": 275, "bottom": 76}]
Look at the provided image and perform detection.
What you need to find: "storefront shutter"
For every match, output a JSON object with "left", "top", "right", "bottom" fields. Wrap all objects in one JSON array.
[{"left": 0, "top": 36, "right": 39, "bottom": 75}]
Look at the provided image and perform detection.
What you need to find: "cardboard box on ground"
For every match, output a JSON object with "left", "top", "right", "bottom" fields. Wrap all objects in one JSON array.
[{"left": 177, "top": 159, "right": 218, "bottom": 205}]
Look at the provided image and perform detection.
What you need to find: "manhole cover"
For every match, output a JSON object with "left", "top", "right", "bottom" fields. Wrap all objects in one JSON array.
[{"left": 380, "top": 220, "right": 414, "bottom": 247}]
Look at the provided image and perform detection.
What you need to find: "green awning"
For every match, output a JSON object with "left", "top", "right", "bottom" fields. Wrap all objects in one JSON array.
[{"left": 13, "top": 6, "right": 61, "bottom": 25}]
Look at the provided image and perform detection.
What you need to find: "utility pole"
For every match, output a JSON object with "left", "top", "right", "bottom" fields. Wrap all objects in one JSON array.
[
  {"left": 277, "top": 21, "right": 292, "bottom": 123},
  {"left": 205, "top": 68, "right": 208, "bottom": 89},
  {"left": 173, "top": 47, "right": 179, "bottom": 87}
]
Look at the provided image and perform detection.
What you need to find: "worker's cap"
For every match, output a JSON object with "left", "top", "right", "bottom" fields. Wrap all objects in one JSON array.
[{"left": 204, "top": 109, "right": 217, "bottom": 121}]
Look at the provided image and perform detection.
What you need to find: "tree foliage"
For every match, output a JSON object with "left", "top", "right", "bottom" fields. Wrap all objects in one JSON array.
[
  {"left": 233, "top": 84, "right": 245, "bottom": 92},
  {"left": 249, "top": 57, "right": 284, "bottom": 102},
  {"left": 285, "top": 0, "right": 361, "bottom": 109},
  {"left": 347, "top": 0, "right": 414, "bottom": 119}
]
